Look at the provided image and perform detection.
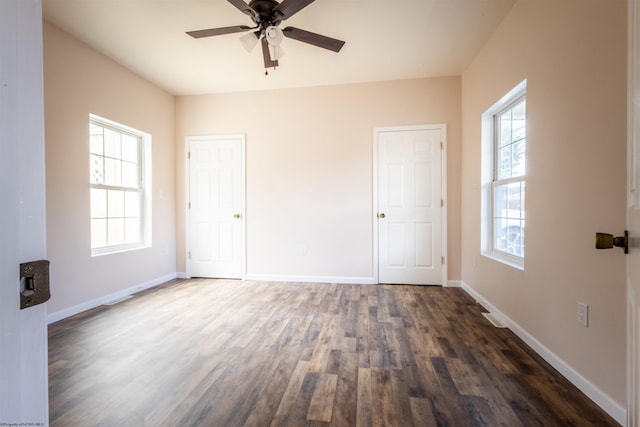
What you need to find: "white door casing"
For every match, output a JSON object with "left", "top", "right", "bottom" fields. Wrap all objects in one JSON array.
[
  {"left": 628, "top": 0, "right": 640, "bottom": 425},
  {"left": 375, "top": 125, "right": 446, "bottom": 286},
  {"left": 0, "top": 0, "right": 49, "bottom": 423},
  {"left": 187, "top": 136, "right": 245, "bottom": 279}
]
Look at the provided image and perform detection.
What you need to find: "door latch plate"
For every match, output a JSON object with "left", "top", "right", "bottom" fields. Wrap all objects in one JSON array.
[{"left": 20, "top": 259, "right": 50, "bottom": 310}]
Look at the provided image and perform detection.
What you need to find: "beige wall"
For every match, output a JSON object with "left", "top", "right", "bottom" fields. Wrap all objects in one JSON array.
[
  {"left": 461, "top": 0, "right": 627, "bottom": 408},
  {"left": 175, "top": 78, "right": 462, "bottom": 282},
  {"left": 43, "top": 22, "right": 177, "bottom": 315}
]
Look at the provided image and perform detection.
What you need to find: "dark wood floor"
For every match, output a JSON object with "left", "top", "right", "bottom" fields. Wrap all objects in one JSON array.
[{"left": 49, "top": 279, "right": 618, "bottom": 426}]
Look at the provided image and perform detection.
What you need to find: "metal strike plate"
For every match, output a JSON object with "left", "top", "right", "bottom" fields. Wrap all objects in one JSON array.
[{"left": 20, "top": 259, "right": 51, "bottom": 310}]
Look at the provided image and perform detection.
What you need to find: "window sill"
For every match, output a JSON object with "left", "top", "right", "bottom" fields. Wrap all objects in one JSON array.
[
  {"left": 91, "top": 243, "right": 149, "bottom": 257},
  {"left": 482, "top": 251, "right": 524, "bottom": 271}
]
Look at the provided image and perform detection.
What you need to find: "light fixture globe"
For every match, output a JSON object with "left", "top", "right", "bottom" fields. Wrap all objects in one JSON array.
[
  {"left": 265, "top": 26, "right": 285, "bottom": 60},
  {"left": 239, "top": 31, "right": 259, "bottom": 52},
  {"left": 265, "top": 26, "right": 284, "bottom": 46}
]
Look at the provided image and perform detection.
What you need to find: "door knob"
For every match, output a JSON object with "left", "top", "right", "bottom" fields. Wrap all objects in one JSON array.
[
  {"left": 595, "top": 230, "right": 628, "bottom": 254},
  {"left": 378, "top": 213, "right": 386, "bottom": 219},
  {"left": 233, "top": 213, "right": 241, "bottom": 219}
]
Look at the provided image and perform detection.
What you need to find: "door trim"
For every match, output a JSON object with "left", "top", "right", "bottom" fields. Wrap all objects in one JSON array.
[
  {"left": 185, "top": 135, "right": 246, "bottom": 280},
  {"left": 373, "top": 124, "right": 448, "bottom": 286}
]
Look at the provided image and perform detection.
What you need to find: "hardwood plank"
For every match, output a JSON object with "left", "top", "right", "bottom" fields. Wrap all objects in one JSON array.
[
  {"left": 307, "top": 373, "right": 339, "bottom": 422},
  {"left": 270, "top": 360, "right": 312, "bottom": 426},
  {"left": 48, "top": 279, "right": 619, "bottom": 426},
  {"left": 409, "top": 397, "right": 438, "bottom": 426},
  {"left": 330, "top": 350, "right": 358, "bottom": 426},
  {"left": 355, "top": 368, "right": 373, "bottom": 427},
  {"left": 370, "top": 368, "right": 396, "bottom": 427}
]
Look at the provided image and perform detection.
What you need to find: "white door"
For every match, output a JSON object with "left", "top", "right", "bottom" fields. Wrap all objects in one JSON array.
[
  {"left": 188, "top": 136, "right": 245, "bottom": 279},
  {"left": 377, "top": 126, "right": 444, "bottom": 285},
  {"left": 0, "top": 0, "right": 49, "bottom": 423},
  {"left": 628, "top": 0, "right": 640, "bottom": 424}
]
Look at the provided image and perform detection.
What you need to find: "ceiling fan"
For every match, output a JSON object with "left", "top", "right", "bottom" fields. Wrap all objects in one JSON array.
[{"left": 186, "top": 0, "right": 345, "bottom": 72}]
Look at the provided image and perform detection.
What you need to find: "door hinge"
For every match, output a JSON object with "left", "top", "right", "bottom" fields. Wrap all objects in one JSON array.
[
  {"left": 188, "top": 151, "right": 191, "bottom": 160},
  {"left": 189, "top": 202, "right": 191, "bottom": 209},
  {"left": 440, "top": 141, "right": 443, "bottom": 150},
  {"left": 441, "top": 256, "right": 445, "bottom": 265},
  {"left": 441, "top": 199, "right": 444, "bottom": 208},
  {"left": 188, "top": 251, "right": 191, "bottom": 259}
]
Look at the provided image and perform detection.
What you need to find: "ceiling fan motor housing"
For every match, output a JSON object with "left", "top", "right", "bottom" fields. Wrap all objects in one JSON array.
[{"left": 248, "top": 0, "right": 282, "bottom": 25}]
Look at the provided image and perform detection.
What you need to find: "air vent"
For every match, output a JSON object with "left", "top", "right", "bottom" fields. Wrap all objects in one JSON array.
[
  {"left": 482, "top": 312, "right": 507, "bottom": 328},
  {"left": 104, "top": 295, "right": 133, "bottom": 306}
]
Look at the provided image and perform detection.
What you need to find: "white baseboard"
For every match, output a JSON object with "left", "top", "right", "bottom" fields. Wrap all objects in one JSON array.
[
  {"left": 244, "top": 273, "right": 376, "bottom": 285},
  {"left": 176, "top": 272, "right": 189, "bottom": 279},
  {"left": 460, "top": 281, "right": 626, "bottom": 426},
  {"left": 47, "top": 273, "right": 178, "bottom": 324},
  {"left": 446, "top": 280, "right": 463, "bottom": 287}
]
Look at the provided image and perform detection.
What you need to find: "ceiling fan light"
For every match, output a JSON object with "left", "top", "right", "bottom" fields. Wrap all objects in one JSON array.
[
  {"left": 268, "top": 44, "right": 285, "bottom": 61},
  {"left": 265, "top": 26, "right": 284, "bottom": 46},
  {"left": 239, "top": 31, "right": 259, "bottom": 53}
]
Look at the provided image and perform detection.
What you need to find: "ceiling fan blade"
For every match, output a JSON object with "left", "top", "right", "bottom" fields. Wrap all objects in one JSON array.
[
  {"left": 282, "top": 27, "right": 345, "bottom": 52},
  {"left": 273, "top": 0, "right": 315, "bottom": 20},
  {"left": 226, "top": 0, "right": 259, "bottom": 21},
  {"left": 262, "top": 37, "right": 279, "bottom": 68},
  {"left": 186, "top": 25, "right": 253, "bottom": 39}
]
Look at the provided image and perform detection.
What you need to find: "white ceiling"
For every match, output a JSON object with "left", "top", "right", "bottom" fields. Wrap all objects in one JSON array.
[{"left": 42, "top": 0, "right": 516, "bottom": 96}]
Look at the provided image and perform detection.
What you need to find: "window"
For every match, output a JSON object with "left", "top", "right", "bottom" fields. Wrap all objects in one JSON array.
[
  {"left": 481, "top": 80, "right": 526, "bottom": 268},
  {"left": 89, "top": 115, "right": 151, "bottom": 255}
]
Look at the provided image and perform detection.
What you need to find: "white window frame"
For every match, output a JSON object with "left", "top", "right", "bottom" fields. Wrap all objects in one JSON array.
[
  {"left": 89, "top": 114, "right": 152, "bottom": 256},
  {"left": 481, "top": 80, "right": 527, "bottom": 269}
]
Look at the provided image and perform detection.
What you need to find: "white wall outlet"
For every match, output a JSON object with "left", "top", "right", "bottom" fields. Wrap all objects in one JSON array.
[{"left": 577, "top": 302, "right": 589, "bottom": 327}]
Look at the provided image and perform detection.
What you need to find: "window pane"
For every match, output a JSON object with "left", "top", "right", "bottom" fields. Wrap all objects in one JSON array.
[
  {"left": 124, "top": 191, "right": 141, "bottom": 218},
  {"left": 493, "top": 182, "right": 525, "bottom": 257},
  {"left": 498, "top": 145, "right": 512, "bottom": 180},
  {"left": 90, "top": 154, "right": 104, "bottom": 185},
  {"left": 90, "top": 125, "right": 104, "bottom": 155},
  {"left": 511, "top": 139, "right": 526, "bottom": 177},
  {"left": 512, "top": 99, "right": 526, "bottom": 124},
  {"left": 104, "top": 128, "right": 121, "bottom": 159},
  {"left": 121, "top": 134, "right": 139, "bottom": 163},
  {"left": 107, "top": 218, "right": 125, "bottom": 246},
  {"left": 124, "top": 218, "right": 141, "bottom": 244},
  {"left": 495, "top": 182, "right": 523, "bottom": 218},
  {"left": 506, "top": 182, "right": 523, "bottom": 216},
  {"left": 493, "top": 181, "right": 525, "bottom": 257},
  {"left": 499, "top": 113, "right": 513, "bottom": 148},
  {"left": 495, "top": 218, "right": 524, "bottom": 257},
  {"left": 107, "top": 190, "right": 125, "bottom": 217},
  {"left": 122, "top": 161, "right": 138, "bottom": 188},
  {"left": 513, "top": 120, "right": 526, "bottom": 143},
  {"left": 494, "top": 184, "right": 507, "bottom": 219},
  {"left": 91, "top": 219, "right": 107, "bottom": 249},
  {"left": 104, "top": 157, "right": 122, "bottom": 186},
  {"left": 496, "top": 98, "right": 526, "bottom": 181},
  {"left": 90, "top": 188, "right": 107, "bottom": 218}
]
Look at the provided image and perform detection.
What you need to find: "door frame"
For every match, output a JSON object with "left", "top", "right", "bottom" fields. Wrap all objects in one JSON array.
[
  {"left": 185, "top": 135, "right": 247, "bottom": 280},
  {"left": 373, "top": 124, "right": 448, "bottom": 286}
]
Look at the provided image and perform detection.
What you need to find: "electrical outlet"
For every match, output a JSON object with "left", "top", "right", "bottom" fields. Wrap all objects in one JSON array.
[{"left": 577, "top": 302, "right": 589, "bottom": 327}]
